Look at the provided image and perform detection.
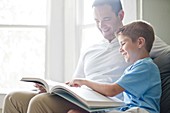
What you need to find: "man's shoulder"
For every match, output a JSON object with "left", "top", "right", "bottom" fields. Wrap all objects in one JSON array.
[
  {"left": 154, "top": 35, "right": 169, "bottom": 46},
  {"left": 81, "top": 40, "right": 107, "bottom": 53},
  {"left": 150, "top": 35, "right": 170, "bottom": 58}
]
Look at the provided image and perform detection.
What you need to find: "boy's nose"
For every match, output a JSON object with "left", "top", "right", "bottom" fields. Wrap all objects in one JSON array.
[{"left": 119, "top": 47, "right": 123, "bottom": 53}]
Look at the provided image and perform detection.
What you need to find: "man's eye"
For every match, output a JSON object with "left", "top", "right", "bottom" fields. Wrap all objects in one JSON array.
[
  {"left": 104, "top": 17, "right": 111, "bottom": 21},
  {"left": 95, "top": 20, "right": 100, "bottom": 23}
]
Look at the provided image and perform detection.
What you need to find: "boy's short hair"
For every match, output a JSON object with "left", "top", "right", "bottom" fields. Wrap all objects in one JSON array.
[
  {"left": 92, "top": 0, "right": 122, "bottom": 16},
  {"left": 116, "top": 21, "right": 155, "bottom": 52}
]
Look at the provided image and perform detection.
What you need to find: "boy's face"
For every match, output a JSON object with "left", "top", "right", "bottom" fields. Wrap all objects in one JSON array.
[
  {"left": 93, "top": 4, "right": 123, "bottom": 42},
  {"left": 118, "top": 35, "right": 140, "bottom": 63}
]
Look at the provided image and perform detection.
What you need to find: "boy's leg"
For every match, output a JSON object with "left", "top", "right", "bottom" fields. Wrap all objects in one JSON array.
[
  {"left": 2, "top": 91, "right": 37, "bottom": 113},
  {"left": 108, "top": 107, "right": 149, "bottom": 113},
  {"left": 67, "top": 109, "right": 129, "bottom": 113},
  {"left": 27, "top": 93, "right": 88, "bottom": 113},
  {"left": 125, "top": 107, "right": 149, "bottom": 113},
  {"left": 67, "top": 107, "right": 149, "bottom": 113}
]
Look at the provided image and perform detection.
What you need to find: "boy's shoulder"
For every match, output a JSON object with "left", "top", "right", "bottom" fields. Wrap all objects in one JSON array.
[{"left": 132, "top": 57, "right": 158, "bottom": 71}]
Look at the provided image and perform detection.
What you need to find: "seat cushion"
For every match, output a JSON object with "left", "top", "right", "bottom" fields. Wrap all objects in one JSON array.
[{"left": 153, "top": 49, "right": 170, "bottom": 113}]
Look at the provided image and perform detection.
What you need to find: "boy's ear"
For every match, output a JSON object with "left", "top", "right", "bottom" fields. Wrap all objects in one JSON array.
[{"left": 138, "top": 37, "right": 145, "bottom": 48}]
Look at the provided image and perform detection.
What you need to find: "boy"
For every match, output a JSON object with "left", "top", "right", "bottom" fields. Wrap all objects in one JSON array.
[{"left": 68, "top": 21, "right": 162, "bottom": 113}]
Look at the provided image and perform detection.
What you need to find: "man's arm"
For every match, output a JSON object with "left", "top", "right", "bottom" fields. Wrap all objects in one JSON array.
[{"left": 72, "top": 51, "right": 86, "bottom": 79}]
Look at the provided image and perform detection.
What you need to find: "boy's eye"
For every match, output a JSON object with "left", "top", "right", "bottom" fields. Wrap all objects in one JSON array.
[{"left": 121, "top": 42, "right": 125, "bottom": 46}]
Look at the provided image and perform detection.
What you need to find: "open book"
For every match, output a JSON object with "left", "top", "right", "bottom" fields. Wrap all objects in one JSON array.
[{"left": 21, "top": 77, "right": 125, "bottom": 112}]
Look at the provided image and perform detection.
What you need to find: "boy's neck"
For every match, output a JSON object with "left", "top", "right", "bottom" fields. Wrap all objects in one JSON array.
[{"left": 132, "top": 50, "right": 150, "bottom": 63}]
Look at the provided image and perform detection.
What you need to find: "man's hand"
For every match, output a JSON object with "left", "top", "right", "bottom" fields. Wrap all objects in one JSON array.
[{"left": 34, "top": 83, "right": 47, "bottom": 93}]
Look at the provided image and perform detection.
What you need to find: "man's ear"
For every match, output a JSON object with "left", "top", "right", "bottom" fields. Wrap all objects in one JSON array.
[
  {"left": 118, "top": 10, "right": 124, "bottom": 21},
  {"left": 138, "top": 37, "right": 145, "bottom": 48}
]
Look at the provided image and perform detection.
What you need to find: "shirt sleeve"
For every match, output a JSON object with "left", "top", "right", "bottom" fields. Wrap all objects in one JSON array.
[
  {"left": 116, "top": 62, "right": 151, "bottom": 97},
  {"left": 72, "top": 51, "right": 86, "bottom": 78},
  {"left": 150, "top": 35, "right": 170, "bottom": 58}
]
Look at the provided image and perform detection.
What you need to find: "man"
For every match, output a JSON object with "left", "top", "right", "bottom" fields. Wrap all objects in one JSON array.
[{"left": 2, "top": 0, "right": 169, "bottom": 113}]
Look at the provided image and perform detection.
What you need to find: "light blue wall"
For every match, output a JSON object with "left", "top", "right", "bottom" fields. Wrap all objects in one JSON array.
[{"left": 142, "top": 0, "right": 170, "bottom": 44}]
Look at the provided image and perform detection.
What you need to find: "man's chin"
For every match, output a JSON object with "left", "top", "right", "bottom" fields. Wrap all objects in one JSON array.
[{"left": 104, "top": 35, "right": 114, "bottom": 41}]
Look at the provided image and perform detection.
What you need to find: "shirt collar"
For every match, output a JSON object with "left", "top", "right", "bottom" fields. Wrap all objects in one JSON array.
[{"left": 103, "top": 37, "right": 118, "bottom": 44}]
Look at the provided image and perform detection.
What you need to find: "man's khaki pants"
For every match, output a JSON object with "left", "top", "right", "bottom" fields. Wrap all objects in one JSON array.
[
  {"left": 2, "top": 91, "right": 149, "bottom": 113},
  {"left": 2, "top": 91, "right": 87, "bottom": 113}
]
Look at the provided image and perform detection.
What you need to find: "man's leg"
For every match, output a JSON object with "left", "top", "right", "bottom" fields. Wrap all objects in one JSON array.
[
  {"left": 27, "top": 93, "right": 88, "bottom": 113},
  {"left": 2, "top": 91, "right": 37, "bottom": 113}
]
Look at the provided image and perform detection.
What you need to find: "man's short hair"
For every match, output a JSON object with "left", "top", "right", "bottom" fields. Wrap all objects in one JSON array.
[
  {"left": 116, "top": 21, "right": 155, "bottom": 52},
  {"left": 92, "top": 0, "right": 123, "bottom": 16}
]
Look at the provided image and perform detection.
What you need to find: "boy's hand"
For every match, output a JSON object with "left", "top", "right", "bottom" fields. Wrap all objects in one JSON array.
[{"left": 66, "top": 78, "right": 86, "bottom": 87}]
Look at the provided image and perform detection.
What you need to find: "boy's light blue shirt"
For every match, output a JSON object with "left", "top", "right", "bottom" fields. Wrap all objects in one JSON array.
[{"left": 116, "top": 57, "right": 161, "bottom": 113}]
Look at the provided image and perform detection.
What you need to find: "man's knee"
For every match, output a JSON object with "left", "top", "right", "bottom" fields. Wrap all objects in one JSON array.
[
  {"left": 28, "top": 93, "right": 58, "bottom": 110},
  {"left": 4, "top": 91, "right": 36, "bottom": 106},
  {"left": 27, "top": 93, "right": 65, "bottom": 113},
  {"left": 4, "top": 91, "right": 30, "bottom": 104},
  {"left": 29, "top": 93, "right": 48, "bottom": 105},
  {"left": 3, "top": 91, "right": 36, "bottom": 113}
]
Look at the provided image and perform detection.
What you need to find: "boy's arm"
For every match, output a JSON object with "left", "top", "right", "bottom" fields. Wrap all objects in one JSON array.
[{"left": 71, "top": 78, "right": 125, "bottom": 97}]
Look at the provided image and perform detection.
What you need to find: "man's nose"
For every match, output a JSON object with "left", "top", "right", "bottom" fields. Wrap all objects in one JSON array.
[{"left": 98, "top": 21, "right": 104, "bottom": 28}]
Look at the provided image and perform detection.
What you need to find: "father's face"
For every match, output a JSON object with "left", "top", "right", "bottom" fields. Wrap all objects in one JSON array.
[{"left": 93, "top": 4, "right": 123, "bottom": 42}]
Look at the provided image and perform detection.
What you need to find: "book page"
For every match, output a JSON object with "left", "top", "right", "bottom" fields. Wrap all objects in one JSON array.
[
  {"left": 51, "top": 84, "right": 124, "bottom": 108},
  {"left": 21, "top": 77, "right": 62, "bottom": 93},
  {"left": 54, "top": 89, "right": 118, "bottom": 112}
]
